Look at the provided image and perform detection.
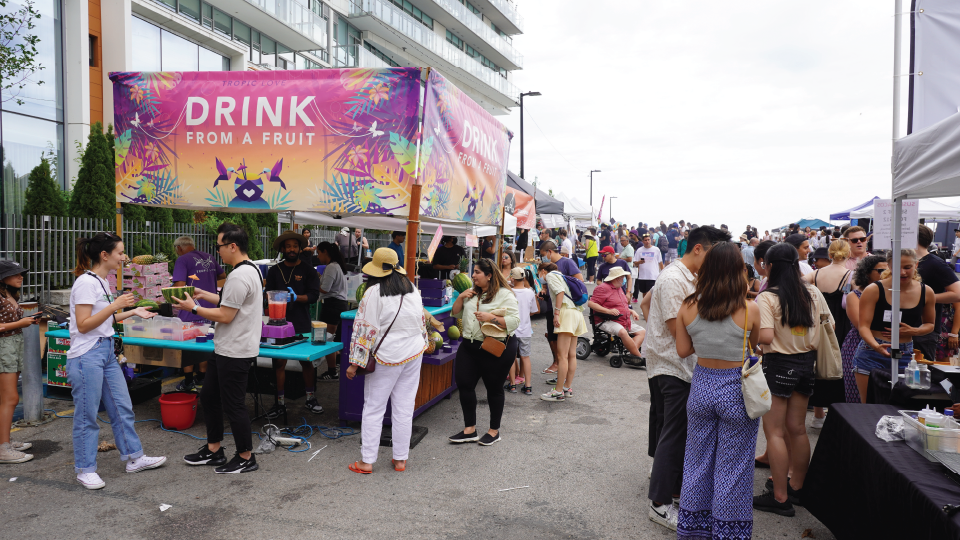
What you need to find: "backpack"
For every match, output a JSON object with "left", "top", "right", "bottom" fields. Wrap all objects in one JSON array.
[
  {"left": 550, "top": 271, "right": 589, "bottom": 306},
  {"left": 658, "top": 233, "right": 669, "bottom": 253}
]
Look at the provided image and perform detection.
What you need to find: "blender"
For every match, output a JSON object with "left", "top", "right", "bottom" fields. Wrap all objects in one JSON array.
[{"left": 262, "top": 290, "right": 299, "bottom": 346}]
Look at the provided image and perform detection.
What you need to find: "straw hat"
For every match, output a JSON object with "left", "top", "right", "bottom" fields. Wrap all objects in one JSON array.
[
  {"left": 272, "top": 231, "right": 306, "bottom": 252},
  {"left": 604, "top": 267, "right": 631, "bottom": 283},
  {"left": 362, "top": 247, "right": 407, "bottom": 277},
  {"left": 481, "top": 308, "right": 508, "bottom": 339}
]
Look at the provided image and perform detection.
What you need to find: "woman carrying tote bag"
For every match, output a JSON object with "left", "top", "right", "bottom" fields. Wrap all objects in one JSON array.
[
  {"left": 345, "top": 248, "right": 426, "bottom": 474},
  {"left": 674, "top": 242, "right": 763, "bottom": 540},
  {"left": 753, "top": 243, "right": 833, "bottom": 518}
]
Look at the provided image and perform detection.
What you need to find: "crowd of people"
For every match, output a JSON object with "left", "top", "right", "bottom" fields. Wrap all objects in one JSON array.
[{"left": 4, "top": 216, "right": 960, "bottom": 540}]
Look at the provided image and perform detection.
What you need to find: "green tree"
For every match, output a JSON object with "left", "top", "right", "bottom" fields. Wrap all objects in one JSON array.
[
  {"left": 69, "top": 122, "right": 114, "bottom": 220},
  {"left": 172, "top": 209, "right": 193, "bottom": 223},
  {"left": 203, "top": 212, "right": 263, "bottom": 263},
  {"left": 23, "top": 157, "right": 65, "bottom": 216},
  {"left": 1, "top": 0, "right": 44, "bottom": 107}
]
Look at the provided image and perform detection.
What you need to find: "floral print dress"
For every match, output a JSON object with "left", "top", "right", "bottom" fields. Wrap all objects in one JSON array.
[{"left": 840, "top": 289, "right": 862, "bottom": 403}]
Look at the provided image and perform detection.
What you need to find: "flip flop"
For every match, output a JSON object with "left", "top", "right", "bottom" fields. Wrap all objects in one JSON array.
[
  {"left": 348, "top": 461, "right": 372, "bottom": 474},
  {"left": 392, "top": 459, "right": 406, "bottom": 472},
  {"left": 542, "top": 367, "right": 558, "bottom": 374}
]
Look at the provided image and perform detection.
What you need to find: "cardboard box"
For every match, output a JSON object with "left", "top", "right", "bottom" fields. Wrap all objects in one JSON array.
[{"left": 123, "top": 345, "right": 183, "bottom": 368}]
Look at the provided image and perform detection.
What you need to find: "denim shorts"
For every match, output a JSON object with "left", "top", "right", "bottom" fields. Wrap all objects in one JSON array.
[
  {"left": 854, "top": 339, "right": 913, "bottom": 376},
  {"left": 0, "top": 333, "right": 24, "bottom": 373},
  {"left": 762, "top": 351, "right": 816, "bottom": 398}
]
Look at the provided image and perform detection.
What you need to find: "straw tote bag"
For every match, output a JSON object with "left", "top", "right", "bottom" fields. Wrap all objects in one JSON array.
[
  {"left": 741, "top": 305, "right": 772, "bottom": 419},
  {"left": 815, "top": 311, "right": 843, "bottom": 380}
]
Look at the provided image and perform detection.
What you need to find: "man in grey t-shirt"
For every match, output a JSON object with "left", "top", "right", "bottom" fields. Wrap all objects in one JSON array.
[{"left": 174, "top": 223, "right": 263, "bottom": 474}]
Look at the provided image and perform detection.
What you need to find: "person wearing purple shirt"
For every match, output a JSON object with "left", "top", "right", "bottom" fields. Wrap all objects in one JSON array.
[{"left": 172, "top": 236, "right": 225, "bottom": 391}]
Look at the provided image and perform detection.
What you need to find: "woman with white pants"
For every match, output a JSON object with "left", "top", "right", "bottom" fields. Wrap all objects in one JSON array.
[{"left": 345, "top": 248, "right": 426, "bottom": 473}]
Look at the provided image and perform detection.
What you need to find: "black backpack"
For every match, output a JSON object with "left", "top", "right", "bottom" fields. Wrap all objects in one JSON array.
[{"left": 658, "top": 233, "right": 669, "bottom": 253}]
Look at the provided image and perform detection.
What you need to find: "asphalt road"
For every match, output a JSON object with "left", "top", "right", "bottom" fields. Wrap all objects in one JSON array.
[{"left": 1, "top": 310, "right": 835, "bottom": 540}]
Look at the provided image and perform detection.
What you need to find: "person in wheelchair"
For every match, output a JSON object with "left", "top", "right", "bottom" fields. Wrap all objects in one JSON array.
[{"left": 587, "top": 267, "right": 645, "bottom": 358}]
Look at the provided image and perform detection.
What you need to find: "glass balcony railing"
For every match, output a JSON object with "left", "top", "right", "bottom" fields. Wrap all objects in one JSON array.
[
  {"left": 332, "top": 45, "right": 392, "bottom": 68},
  {"left": 348, "top": 0, "right": 520, "bottom": 104},
  {"left": 244, "top": 0, "right": 328, "bottom": 47},
  {"left": 432, "top": 0, "right": 522, "bottom": 68},
  {"left": 485, "top": 0, "right": 523, "bottom": 32}
]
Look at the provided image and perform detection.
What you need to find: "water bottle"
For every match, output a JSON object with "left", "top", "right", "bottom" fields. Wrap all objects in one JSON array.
[
  {"left": 747, "top": 355, "right": 759, "bottom": 368},
  {"left": 366, "top": 249, "right": 372, "bottom": 258},
  {"left": 905, "top": 359, "right": 919, "bottom": 389}
]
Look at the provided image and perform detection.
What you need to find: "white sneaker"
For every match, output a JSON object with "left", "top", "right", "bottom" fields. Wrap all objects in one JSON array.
[
  {"left": 0, "top": 442, "right": 32, "bottom": 463},
  {"left": 126, "top": 455, "right": 167, "bottom": 473},
  {"left": 10, "top": 441, "right": 32, "bottom": 451},
  {"left": 811, "top": 416, "right": 825, "bottom": 429},
  {"left": 77, "top": 472, "right": 106, "bottom": 490},
  {"left": 649, "top": 502, "right": 678, "bottom": 531}
]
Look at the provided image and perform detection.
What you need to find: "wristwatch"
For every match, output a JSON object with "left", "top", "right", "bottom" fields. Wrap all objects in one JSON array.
[{"left": 192, "top": 305, "right": 199, "bottom": 315}]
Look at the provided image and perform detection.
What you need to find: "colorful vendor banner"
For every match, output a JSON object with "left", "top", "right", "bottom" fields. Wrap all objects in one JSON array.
[
  {"left": 110, "top": 68, "right": 423, "bottom": 213},
  {"left": 504, "top": 186, "right": 534, "bottom": 230},
  {"left": 419, "top": 69, "right": 513, "bottom": 225}
]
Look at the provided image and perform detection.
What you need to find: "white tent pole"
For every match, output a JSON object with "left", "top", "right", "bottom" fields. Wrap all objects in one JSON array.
[{"left": 890, "top": 0, "right": 903, "bottom": 386}]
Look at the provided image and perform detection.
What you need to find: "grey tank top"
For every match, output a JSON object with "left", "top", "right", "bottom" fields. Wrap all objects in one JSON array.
[{"left": 685, "top": 314, "right": 748, "bottom": 362}]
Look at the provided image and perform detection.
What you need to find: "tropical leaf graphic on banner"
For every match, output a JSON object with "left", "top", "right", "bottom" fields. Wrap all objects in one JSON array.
[
  {"left": 418, "top": 136, "right": 434, "bottom": 178},
  {"left": 267, "top": 188, "right": 294, "bottom": 211},
  {"left": 339, "top": 68, "right": 377, "bottom": 93},
  {"left": 354, "top": 183, "right": 383, "bottom": 212},
  {"left": 142, "top": 71, "right": 180, "bottom": 98},
  {"left": 316, "top": 172, "right": 367, "bottom": 214},
  {"left": 388, "top": 132, "right": 417, "bottom": 176},
  {"left": 370, "top": 161, "right": 412, "bottom": 206},
  {"left": 114, "top": 129, "right": 132, "bottom": 167},
  {"left": 205, "top": 187, "right": 232, "bottom": 208}
]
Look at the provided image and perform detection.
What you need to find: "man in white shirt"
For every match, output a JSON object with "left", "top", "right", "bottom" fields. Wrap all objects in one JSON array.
[
  {"left": 639, "top": 225, "right": 731, "bottom": 531},
  {"left": 632, "top": 234, "right": 663, "bottom": 303}
]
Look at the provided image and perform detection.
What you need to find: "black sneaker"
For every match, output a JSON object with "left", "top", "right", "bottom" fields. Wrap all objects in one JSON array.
[
  {"left": 319, "top": 369, "right": 339, "bottom": 381},
  {"left": 265, "top": 403, "right": 286, "bottom": 420},
  {"left": 448, "top": 430, "right": 480, "bottom": 443},
  {"left": 545, "top": 377, "right": 558, "bottom": 385},
  {"left": 764, "top": 478, "right": 802, "bottom": 506},
  {"left": 183, "top": 444, "right": 226, "bottom": 466},
  {"left": 304, "top": 398, "right": 324, "bottom": 414},
  {"left": 478, "top": 432, "right": 501, "bottom": 446},
  {"left": 214, "top": 453, "right": 259, "bottom": 474},
  {"left": 753, "top": 491, "right": 795, "bottom": 517},
  {"left": 175, "top": 379, "right": 196, "bottom": 392}
]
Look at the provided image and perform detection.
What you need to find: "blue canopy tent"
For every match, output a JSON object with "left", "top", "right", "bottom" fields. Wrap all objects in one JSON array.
[
  {"left": 779, "top": 218, "right": 835, "bottom": 230},
  {"left": 829, "top": 196, "right": 881, "bottom": 220}
]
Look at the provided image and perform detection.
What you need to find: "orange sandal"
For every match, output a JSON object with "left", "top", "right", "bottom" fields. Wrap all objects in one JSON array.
[
  {"left": 348, "top": 461, "right": 372, "bottom": 474},
  {"left": 391, "top": 459, "right": 406, "bottom": 472}
]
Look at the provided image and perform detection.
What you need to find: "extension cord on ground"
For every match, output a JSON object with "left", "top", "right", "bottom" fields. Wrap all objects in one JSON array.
[{"left": 273, "top": 436, "right": 301, "bottom": 447}]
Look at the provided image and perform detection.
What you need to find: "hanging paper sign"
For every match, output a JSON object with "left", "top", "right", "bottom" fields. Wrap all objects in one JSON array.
[
  {"left": 419, "top": 70, "right": 512, "bottom": 225},
  {"left": 109, "top": 68, "right": 423, "bottom": 213},
  {"left": 873, "top": 199, "right": 919, "bottom": 250},
  {"left": 465, "top": 234, "right": 479, "bottom": 248},
  {"left": 427, "top": 225, "right": 443, "bottom": 263}
]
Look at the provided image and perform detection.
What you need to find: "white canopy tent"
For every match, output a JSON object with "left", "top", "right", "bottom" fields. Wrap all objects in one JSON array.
[
  {"left": 552, "top": 192, "right": 596, "bottom": 228},
  {"left": 850, "top": 197, "right": 960, "bottom": 220},
  {"left": 287, "top": 212, "right": 500, "bottom": 237}
]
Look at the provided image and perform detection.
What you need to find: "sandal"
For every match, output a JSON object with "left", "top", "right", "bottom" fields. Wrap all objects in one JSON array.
[
  {"left": 542, "top": 367, "right": 558, "bottom": 374},
  {"left": 348, "top": 461, "right": 372, "bottom": 474},
  {"left": 392, "top": 459, "right": 406, "bottom": 472}
]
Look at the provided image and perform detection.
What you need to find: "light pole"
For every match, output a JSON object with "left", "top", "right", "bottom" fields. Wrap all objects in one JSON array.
[
  {"left": 590, "top": 169, "right": 601, "bottom": 206},
  {"left": 519, "top": 91, "right": 541, "bottom": 179},
  {"left": 609, "top": 196, "right": 617, "bottom": 224}
]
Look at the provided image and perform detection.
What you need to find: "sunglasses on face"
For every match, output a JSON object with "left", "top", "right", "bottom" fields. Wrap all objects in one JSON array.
[
  {"left": 215, "top": 242, "right": 235, "bottom": 250},
  {"left": 848, "top": 237, "right": 867, "bottom": 244}
]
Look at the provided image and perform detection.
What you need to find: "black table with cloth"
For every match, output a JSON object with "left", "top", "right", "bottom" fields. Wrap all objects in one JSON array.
[
  {"left": 866, "top": 368, "right": 953, "bottom": 410},
  {"left": 803, "top": 403, "right": 960, "bottom": 540}
]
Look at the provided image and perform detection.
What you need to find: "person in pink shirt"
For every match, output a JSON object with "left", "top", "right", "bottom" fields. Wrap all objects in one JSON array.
[
  {"left": 843, "top": 226, "right": 870, "bottom": 271},
  {"left": 587, "top": 267, "right": 645, "bottom": 358}
]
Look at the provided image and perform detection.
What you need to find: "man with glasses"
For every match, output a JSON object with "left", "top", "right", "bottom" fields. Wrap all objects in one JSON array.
[
  {"left": 175, "top": 223, "right": 264, "bottom": 474},
  {"left": 842, "top": 226, "right": 870, "bottom": 271},
  {"left": 639, "top": 225, "right": 731, "bottom": 531}
]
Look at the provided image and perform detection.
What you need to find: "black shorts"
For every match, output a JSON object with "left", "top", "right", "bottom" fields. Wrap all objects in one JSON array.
[
  {"left": 762, "top": 351, "right": 816, "bottom": 398},
  {"left": 545, "top": 311, "right": 558, "bottom": 342},
  {"left": 319, "top": 298, "right": 348, "bottom": 331},
  {"left": 634, "top": 279, "right": 656, "bottom": 296}
]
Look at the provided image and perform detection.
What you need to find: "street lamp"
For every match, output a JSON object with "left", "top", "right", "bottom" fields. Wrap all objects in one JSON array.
[
  {"left": 609, "top": 196, "right": 617, "bottom": 224},
  {"left": 590, "top": 169, "right": 601, "bottom": 206},
  {"left": 519, "top": 91, "right": 541, "bottom": 179}
]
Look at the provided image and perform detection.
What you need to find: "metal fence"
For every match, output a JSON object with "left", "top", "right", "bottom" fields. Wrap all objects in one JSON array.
[{"left": 0, "top": 215, "right": 273, "bottom": 303}]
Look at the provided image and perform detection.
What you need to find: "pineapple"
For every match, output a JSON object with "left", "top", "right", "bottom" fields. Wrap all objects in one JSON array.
[
  {"left": 154, "top": 253, "right": 169, "bottom": 263},
  {"left": 131, "top": 255, "right": 155, "bottom": 265},
  {"left": 456, "top": 317, "right": 464, "bottom": 333}
]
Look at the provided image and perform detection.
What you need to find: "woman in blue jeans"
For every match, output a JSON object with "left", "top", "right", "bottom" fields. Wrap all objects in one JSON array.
[
  {"left": 855, "top": 249, "right": 935, "bottom": 395},
  {"left": 68, "top": 232, "right": 166, "bottom": 490}
]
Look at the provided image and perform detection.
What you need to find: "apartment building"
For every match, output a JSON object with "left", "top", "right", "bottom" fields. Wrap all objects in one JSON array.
[{"left": 0, "top": 0, "right": 523, "bottom": 213}]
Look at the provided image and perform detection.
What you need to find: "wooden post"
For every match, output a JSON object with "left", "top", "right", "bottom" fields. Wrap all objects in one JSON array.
[
  {"left": 405, "top": 184, "right": 421, "bottom": 283},
  {"left": 115, "top": 201, "right": 123, "bottom": 292}
]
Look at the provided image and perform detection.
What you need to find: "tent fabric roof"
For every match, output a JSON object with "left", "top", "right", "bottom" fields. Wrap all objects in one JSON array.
[
  {"left": 779, "top": 218, "right": 833, "bottom": 230},
  {"left": 290, "top": 212, "right": 499, "bottom": 237},
  {"left": 894, "top": 110, "right": 960, "bottom": 199},
  {"left": 553, "top": 192, "right": 594, "bottom": 222},
  {"left": 506, "top": 171, "right": 564, "bottom": 214},
  {"left": 830, "top": 197, "right": 881, "bottom": 221},
  {"left": 849, "top": 198, "right": 960, "bottom": 220}
]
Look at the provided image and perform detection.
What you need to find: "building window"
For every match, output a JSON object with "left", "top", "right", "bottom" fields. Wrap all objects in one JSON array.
[
  {"left": 213, "top": 8, "right": 232, "bottom": 37},
  {"left": 389, "top": 0, "right": 433, "bottom": 29},
  {"left": 445, "top": 30, "right": 463, "bottom": 51},
  {"left": 233, "top": 20, "right": 251, "bottom": 46},
  {"left": 89, "top": 35, "right": 97, "bottom": 67},
  {"left": 132, "top": 17, "right": 231, "bottom": 72},
  {"left": 178, "top": 0, "right": 201, "bottom": 22},
  {"left": 201, "top": 2, "right": 213, "bottom": 29},
  {"left": 364, "top": 43, "right": 398, "bottom": 67},
  {"left": 459, "top": 0, "right": 481, "bottom": 18},
  {"left": 161, "top": 28, "right": 199, "bottom": 71},
  {"left": 157, "top": 0, "right": 176, "bottom": 10}
]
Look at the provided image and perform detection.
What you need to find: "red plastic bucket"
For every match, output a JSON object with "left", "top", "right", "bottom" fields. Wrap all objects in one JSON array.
[{"left": 159, "top": 391, "right": 198, "bottom": 430}]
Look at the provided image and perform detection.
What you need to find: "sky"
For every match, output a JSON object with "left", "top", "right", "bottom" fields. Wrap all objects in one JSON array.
[{"left": 498, "top": 1, "right": 902, "bottom": 233}]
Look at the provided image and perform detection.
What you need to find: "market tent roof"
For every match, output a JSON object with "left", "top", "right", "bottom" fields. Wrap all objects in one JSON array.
[
  {"left": 779, "top": 218, "right": 833, "bottom": 230},
  {"left": 289, "top": 212, "right": 499, "bottom": 237},
  {"left": 553, "top": 192, "right": 594, "bottom": 222},
  {"left": 849, "top": 198, "right": 960, "bottom": 220},
  {"left": 505, "top": 171, "right": 564, "bottom": 214},
  {"left": 830, "top": 197, "right": 881, "bottom": 220},
  {"left": 894, "top": 110, "right": 960, "bottom": 199}
]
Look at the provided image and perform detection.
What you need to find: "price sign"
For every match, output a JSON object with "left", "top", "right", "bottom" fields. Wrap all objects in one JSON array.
[{"left": 872, "top": 199, "right": 919, "bottom": 250}]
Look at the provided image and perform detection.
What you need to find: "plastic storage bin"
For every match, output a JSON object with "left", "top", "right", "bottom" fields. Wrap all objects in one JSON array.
[
  {"left": 122, "top": 316, "right": 148, "bottom": 338},
  {"left": 900, "top": 410, "right": 960, "bottom": 457}
]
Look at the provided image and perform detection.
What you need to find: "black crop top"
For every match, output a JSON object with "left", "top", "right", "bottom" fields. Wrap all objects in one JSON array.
[{"left": 869, "top": 280, "right": 925, "bottom": 332}]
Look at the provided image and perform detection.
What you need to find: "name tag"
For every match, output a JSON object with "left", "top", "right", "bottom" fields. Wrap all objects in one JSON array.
[{"left": 883, "top": 310, "right": 900, "bottom": 323}]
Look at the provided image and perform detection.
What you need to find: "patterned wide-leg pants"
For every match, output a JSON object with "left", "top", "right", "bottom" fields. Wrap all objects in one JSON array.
[{"left": 678, "top": 365, "right": 760, "bottom": 540}]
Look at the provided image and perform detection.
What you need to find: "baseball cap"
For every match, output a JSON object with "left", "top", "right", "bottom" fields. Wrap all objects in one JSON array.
[
  {"left": 560, "top": 245, "right": 571, "bottom": 254},
  {"left": 599, "top": 246, "right": 615, "bottom": 254},
  {"left": 812, "top": 247, "right": 829, "bottom": 260},
  {"left": 510, "top": 267, "right": 526, "bottom": 280}
]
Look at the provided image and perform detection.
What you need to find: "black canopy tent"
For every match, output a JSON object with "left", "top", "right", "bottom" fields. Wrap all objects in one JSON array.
[{"left": 506, "top": 171, "right": 564, "bottom": 215}]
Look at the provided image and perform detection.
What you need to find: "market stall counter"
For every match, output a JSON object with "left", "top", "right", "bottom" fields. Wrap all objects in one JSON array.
[
  {"left": 803, "top": 403, "right": 960, "bottom": 540},
  {"left": 338, "top": 301, "right": 460, "bottom": 427}
]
